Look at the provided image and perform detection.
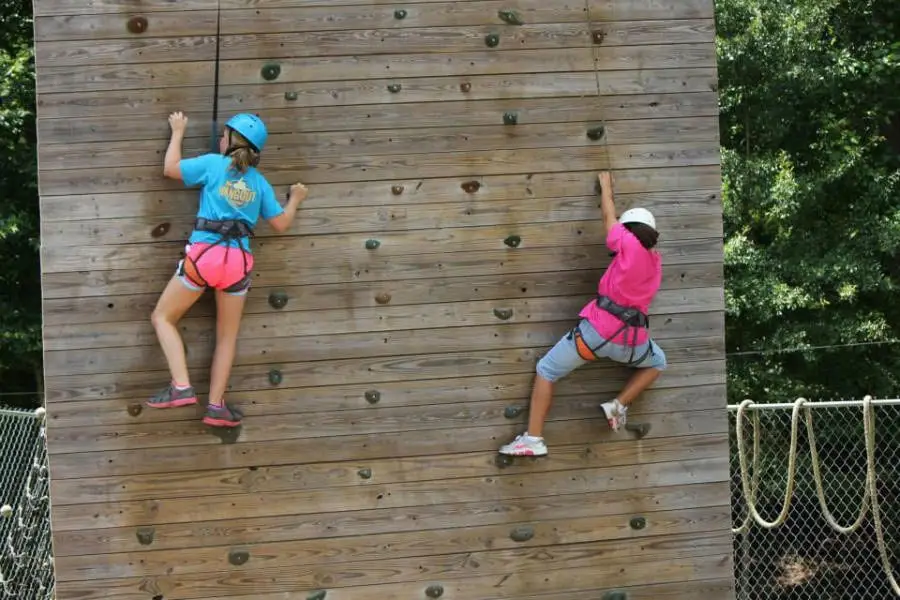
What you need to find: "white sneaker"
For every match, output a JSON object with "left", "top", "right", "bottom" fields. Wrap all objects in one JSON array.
[
  {"left": 498, "top": 433, "right": 548, "bottom": 456},
  {"left": 601, "top": 399, "right": 628, "bottom": 432}
]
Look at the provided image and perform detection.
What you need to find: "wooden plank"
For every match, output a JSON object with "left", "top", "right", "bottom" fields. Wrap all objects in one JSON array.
[
  {"left": 40, "top": 164, "right": 722, "bottom": 221},
  {"left": 36, "top": 35, "right": 218, "bottom": 67},
  {"left": 36, "top": 68, "right": 716, "bottom": 119},
  {"left": 55, "top": 504, "right": 730, "bottom": 581},
  {"left": 518, "top": 579, "right": 735, "bottom": 600},
  {"left": 34, "top": 12, "right": 219, "bottom": 42},
  {"left": 33, "top": 0, "right": 214, "bottom": 17},
  {"left": 46, "top": 360, "right": 724, "bottom": 429},
  {"left": 53, "top": 532, "right": 732, "bottom": 600},
  {"left": 591, "top": 0, "right": 715, "bottom": 21},
  {"left": 38, "top": 116, "right": 721, "bottom": 171}
]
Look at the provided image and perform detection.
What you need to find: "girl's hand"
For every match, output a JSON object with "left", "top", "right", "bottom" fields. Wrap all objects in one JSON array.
[
  {"left": 597, "top": 171, "right": 614, "bottom": 194},
  {"left": 289, "top": 182, "right": 308, "bottom": 202},
  {"left": 168, "top": 111, "right": 188, "bottom": 135}
]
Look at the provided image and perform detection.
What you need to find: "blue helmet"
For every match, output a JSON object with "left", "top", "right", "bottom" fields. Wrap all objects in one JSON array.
[{"left": 225, "top": 113, "right": 268, "bottom": 152}]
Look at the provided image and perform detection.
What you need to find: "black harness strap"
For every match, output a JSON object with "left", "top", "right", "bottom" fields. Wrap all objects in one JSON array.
[
  {"left": 572, "top": 294, "right": 654, "bottom": 366},
  {"left": 179, "top": 218, "right": 255, "bottom": 293}
]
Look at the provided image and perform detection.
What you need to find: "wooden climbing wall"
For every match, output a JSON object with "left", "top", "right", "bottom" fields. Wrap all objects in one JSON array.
[{"left": 35, "top": 0, "right": 734, "bottom": 598}]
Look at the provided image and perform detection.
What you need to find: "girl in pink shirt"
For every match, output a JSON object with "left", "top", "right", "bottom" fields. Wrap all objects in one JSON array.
[{"left": 499, "top": 171, "right": 667, "bottom": 457}]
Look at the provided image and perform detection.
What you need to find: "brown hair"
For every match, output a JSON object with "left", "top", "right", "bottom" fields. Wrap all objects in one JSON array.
[
  {"left": 624, "top": 222, "right": 659, "bottom": 249},
  {"left": 225, "top": 128, "right": 260, "bottom": 173}
]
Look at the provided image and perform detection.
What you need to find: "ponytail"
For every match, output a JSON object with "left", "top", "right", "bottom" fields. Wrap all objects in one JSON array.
[{"left": 224, "top": 128, "right": 260, "bottom": 173}]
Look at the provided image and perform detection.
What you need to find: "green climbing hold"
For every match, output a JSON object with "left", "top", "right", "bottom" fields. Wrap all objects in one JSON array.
[
  {"left": 268, "top": 290, "right": 288, "bottom": 309},
  {"left": 503, "top": 111, "right": 518, "bottom": 125},
  {"left": 284, "top": 91, "right": 298, "bottom": 101},
  {"left": 357, "top": 468, "right": 372, "bottom": 480},
  {"left": 498, "top": 9, "right": 524, "bottom": 25},
  {"left": 268, "top": 369, "right": 283, "bottom": 386},
  {"left": 495, "top": 453, "right": 514, "bottom": 468},
  {"left": 387, "top": 83, "right": 402, "bottom": 93},
  {"left": 261, "top": 63, "right": 281, "bottom": 81},
  {"left": 228, "top": 548, "right": 250, "bottom": 565},
  {"left": 136, "top": 527, "right": 154, "bottom": 546},
  {"left": 625, "top": 422, "right": 651, "bottom": 438},
  {"left": 629, "top": 516, "right": 647, "bottom": 530},
  {"left": 425, "top": 584, "right": 445, "bottom": 598},
  {"left": 602, "top": 591, "right": 627, "bottom": 600},
  {"left": 504, "top": 235, "right": 521, "bottom": 248},
  {"left": 394, "top": 8, "right": 407, "bottom": 19},
  {"left": 504, "top": 405, "right": 523, "bottom": 419},
  {"left": 365, "top": 390, "right": 381, "bottom": 404},
  {"left": 493, "top": 308, "right": 513, "bottom": 321},
  {"left": 365, "top": 239, "right": 381, "bottom": 250},
  {"left": 307, "top": 591, "right": 327, "bottom": 600},
  {"left": 510, "top": 525, "right": 534, "bottom": 542},
  {"left": 485, "top": 33, "right": 500, "bottom": 48},
  {"left": 586, "top": 125, "right": 606, "bottom": 141}
]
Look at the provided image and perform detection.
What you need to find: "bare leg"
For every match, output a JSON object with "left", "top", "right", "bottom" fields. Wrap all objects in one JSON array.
[
  {"left": 617, "top": 367, "right": 662, "bottom": 407},
  {"left": 151, "top": 276, "right": 204, "bottom": 385},
  {"left": 207, "top": 289, "right": 247, "bottom": 407},
  {"left": 525, "top": 375, "right": 555, "bottom": 437}
]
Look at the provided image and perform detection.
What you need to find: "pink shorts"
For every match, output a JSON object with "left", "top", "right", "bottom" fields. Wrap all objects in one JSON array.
[{"left": 176, "top": 242, "right": 254, "bottom": 295}]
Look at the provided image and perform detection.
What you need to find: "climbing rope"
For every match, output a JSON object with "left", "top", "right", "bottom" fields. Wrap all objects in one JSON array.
[{"left": 731, "top": 396, "right": 900, "bottom": 595}]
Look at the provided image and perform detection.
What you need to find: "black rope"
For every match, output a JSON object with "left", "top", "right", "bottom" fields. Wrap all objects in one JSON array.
[{"left": 210, "top": 0, "right": 222, "bottom": 152}]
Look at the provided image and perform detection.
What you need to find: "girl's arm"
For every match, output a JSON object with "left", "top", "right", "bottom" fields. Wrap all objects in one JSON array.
[
  {"left": 163, "top": 112, "right": 189, "bottom": 181},
  {"left": 268, "top": 182, "right": 308, "bottom": 233},
  {"left": 597, "top": 171, "right": 617, "bottom": 234}
]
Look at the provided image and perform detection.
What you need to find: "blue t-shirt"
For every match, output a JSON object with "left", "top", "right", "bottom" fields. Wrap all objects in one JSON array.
[{"left": 179, "top": 153, "right": 284, "bottom": 251}]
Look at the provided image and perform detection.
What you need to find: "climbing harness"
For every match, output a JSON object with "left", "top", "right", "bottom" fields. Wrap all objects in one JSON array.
[
  {"left": 732, "top": 396, "right": 900, "bottom": 596},
  {"left": 570, "top": 294, "right": 653, "bottom": 366},
  {"left": 179, "top": 218, "right": 254, "bottom": 293}
]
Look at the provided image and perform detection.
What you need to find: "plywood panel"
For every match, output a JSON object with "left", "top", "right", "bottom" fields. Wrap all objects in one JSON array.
[{"left": 35, "top": 0, "right": 732, "bottom": 597}]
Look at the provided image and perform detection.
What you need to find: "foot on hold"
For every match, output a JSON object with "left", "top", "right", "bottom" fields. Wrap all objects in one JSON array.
[
  {"left": 498, "top": 432, "right": 548, "bottom": 456},
  {"left": 203, "top": 402, "right": 244, "bottom": 428},
  {"left": 146, "top": 383, "right": 198, "bottom": 409},
  {"left": 601, "top": 399, "right": 628, "bottom": 432}
]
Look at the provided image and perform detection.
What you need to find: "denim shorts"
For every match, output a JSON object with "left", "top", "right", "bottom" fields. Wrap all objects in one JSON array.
[{"left": 536, "top": 318, "right": 667, "bottom": 382}]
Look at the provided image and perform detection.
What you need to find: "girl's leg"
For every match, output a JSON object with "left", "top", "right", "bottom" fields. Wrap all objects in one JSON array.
[
  {"left": 203, "top": 287, "right": 247, "bottom": 427},
  {"left": 147, "top": 275, "right": 204, "bottom": 408},
  {"left": 617, "top": 367, "right": 662, "bottom": 406}
]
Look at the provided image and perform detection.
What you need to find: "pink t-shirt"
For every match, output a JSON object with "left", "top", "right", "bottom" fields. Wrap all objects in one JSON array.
[{"left": 579, "top": 223, "right": 662, "bottom": 346}]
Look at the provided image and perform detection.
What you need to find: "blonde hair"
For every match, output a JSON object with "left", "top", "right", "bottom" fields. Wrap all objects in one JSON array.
[{"left": 226, "top": 128, "right": 260, "bottom": 173}]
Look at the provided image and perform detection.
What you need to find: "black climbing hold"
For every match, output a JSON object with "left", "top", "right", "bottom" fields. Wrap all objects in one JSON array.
[
  {"left": 387, "top": 83, "right": 402, "bottom": 93},
  {"left": 592, "top": 30, "right": 607, "bottom": 44},
  {"left": 268, "top": 290, "right": 288, "bottom": 310},
  {"left": 365, "top": 239, "right": 381, "bottom": 250},
  {"left": 307, "top": 591, "right": 327, "bottom": 600},
  {"left": 493, "top": 308, "right": 513, "bottom": 321},
  {"left": 629, "top": 516, "right": 647, "bottom": 530},
  {"left": 228, "top": 548, "right": 250, "bottom": 566},
  {"left": 504, "top": 405, "right": 523, "bottom": 419},
  {"left": 602, "top": 592, "right": 627, "bottom": 600},
  {"left": 375, "top": 292, "right": 392, "bottom": 305},
  {"left": 391, "top": 184, "right": 404, "bottom": 195},
  {"left": 425, "top": 584, "right": 445, "bottom": 598},
  {"left": 211, "top": 425, "right": 242, "bottom": 445},
  {"left": 151, "top": 222, "right": 170, "bottom": 238},
  {"left": 510, "top": 526, "right": 534, "bottom": 542},
  {"left": 152, "top": 596, "right": 164, "bottom": 600},
  {"left": 136, "top": 527, "right": 154, "bottom": 546},
  {"left": 126, "top": 16, "right": 148, "bottom": 34},
  {"left": 503, "top": 111, "right": 518, "bottom": 125},
  {"left": 127, "top": 403, "right": 142, "bottom": 417},
  {"left": 586, "top": 125, "right": 606, "bottom": 141},
  {"left": 625, "top": 422, "right": 651, "bottom": 438},
  {"left": 461, "top": 180, "right": 481, "bottom": 194},
  {"left": 284, "top": 91, "right": 298, "bottom": 101},
  {"left": 498, "top": 9, "right": 524, "bottom": 25},
  {"left": 495, "top": 453, "right": 514, "bottom": 468},
  {"left": 365, "top": 390, "right": 381, "bottom": 404},
  {"left": 503, "top": 235, "right": 522, "bottom": 248},
  {"left": 261, "top": 63, "right": 281, "bottom": 81},
  {"left": 268, "top": 369, "right": 283, "bottom": 386},
  {"left": 460, "top": 82, "right": 471, "bottom": 93},
  {"left": 357, "top": 468, "right": 372, "bottom": 480},
  {"left": 394, "top": 8, "right": 407, "bottom": 19},
  {"left": 485, "top": 33, "right": 500, "bottom": 48}
]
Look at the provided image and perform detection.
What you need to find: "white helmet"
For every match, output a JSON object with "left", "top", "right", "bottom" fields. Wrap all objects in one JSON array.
[{"left": 619, "top": 207, "right": 656, "bottom": 231}]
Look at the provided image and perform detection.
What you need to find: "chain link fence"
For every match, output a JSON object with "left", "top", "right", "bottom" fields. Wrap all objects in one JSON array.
[
  {"left": 0, "top": 407, "right": 54, "bottom": 600},
  {"left": 729, "top": 399, "right": 900, "bottom": 599}
]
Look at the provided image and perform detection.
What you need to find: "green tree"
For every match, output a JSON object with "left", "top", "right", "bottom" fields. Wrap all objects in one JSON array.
[{"left": 716, "top": 0, "right": 900, "bottom": 402}]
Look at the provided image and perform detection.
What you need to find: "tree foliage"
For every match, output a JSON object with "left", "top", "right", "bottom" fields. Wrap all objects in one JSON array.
[{"left": 716, "top": 0, "right": 900, "bottom": 402}]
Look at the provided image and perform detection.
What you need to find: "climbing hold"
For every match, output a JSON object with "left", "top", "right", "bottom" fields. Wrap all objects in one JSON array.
[
  {"left": 592, "top": 30, "right": 607, "bottom": 44},
  {"left": 284, "top": 91, "right": 298, "bottom": 101},
  {"left": 425, "top": 584, "right": 445, "bottom": 598},
  {"left": 136, "top": 527, "right": 155, "bottom": 546},
  {"left": 503, "top": 111, "right": 518, "bottom": 125},
  {"left": 595, "top": 178, "right": 604, "bottom": 196},
  {"left": 391, "top": 184, "right": 404, "bottom": 195},
  {"left": 629, "top": 516, "right": 647, "bottom": 530},
  {"left": 211, "top": 425, "right": 242, "bottom": 445},
  {"left": 387, "top": 83, "right": 402, "bottom": 93},
  {"left": 261, "top": 63, "right": 281, "bottom": 81},
  {"left": 485, "top": 33, "right": 500, "bottom": 48},
  {"left": 503, "top": 235, "right": 521, "bottom": 248},
  {"left": 357, "top": 468, "right": 372, "bottom": 480},
  {"left": 375, "top": 292, "right": 392, "bottom": 305},
  {"left": 307, "top": 591, "right": 327, "bottom": 600},
  {"left": 394, "top": 8, "right": 407, "bottom": 19},
  {"left": 586, "top": 125, "right": 606, "bottom": 141},
  {"left": 151, "top": 222, "right": 170, "bottom": 238},
  {"left": 461, "top": 180, "right": 481, "bottom": 194},
  {"left": 509, "top": 526, "right": 534, "bottom": 542},
  {"left": 504, "top": 405, "right": 523, "bottom": 419},
  {"left": 495, "top": 454, "right": 514, "bottom": 468},
  {"left": 228, "top": 548, "right": 250, "bottom": 566},
  {"left": 602, "top": 592, "right": 627, "bottom": 600},
  {"left": 497, "top": 9, "right": 524, "bottom": 25},
  {"left": 268, "top": 369, "right": 283, "bottom": 386},
  {"left": 364, "top": 390, "right": 381, "bottom": 404},
  {"left": 268, "top": 290, "right": 288, "bottom": 309},
  {"left": 126, "top": 16, "right": 148, "bottom": 34},
  {"left": 493, "top": 308, "right": 513, "bottom": 321},
  {"left": 625, "top": 422, "right": 651, "bottom": 438},
  {"left": 127, "top": 403, "right": 143, "bottom": 417},
  {"left": 460, "top": 82, "right": 471, "bottom": 93},
  {"left": 365, "top": 239, "right": 381, "bottom": 250}
]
